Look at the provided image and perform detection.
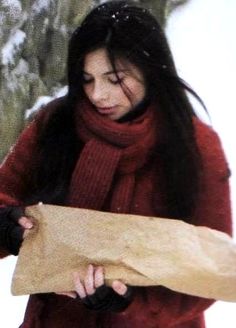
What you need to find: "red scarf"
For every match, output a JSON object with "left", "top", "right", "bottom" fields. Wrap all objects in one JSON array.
[{"left": 67, "top": 100, "right": 158, "bottom": 213}]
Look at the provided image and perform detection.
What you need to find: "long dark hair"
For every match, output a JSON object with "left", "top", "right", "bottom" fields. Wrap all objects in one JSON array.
[{"left": 28, "top": 0, "right": 204, "bottom": 220}]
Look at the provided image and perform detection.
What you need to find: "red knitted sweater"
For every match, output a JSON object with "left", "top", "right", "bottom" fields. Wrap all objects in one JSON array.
[{"left": 0, "top": 98, "right": 232, "bottom": 328}]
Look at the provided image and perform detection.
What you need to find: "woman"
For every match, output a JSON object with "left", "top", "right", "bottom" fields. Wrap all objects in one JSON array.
[{"left": 0, "top": 1, "right": 232, "bottom": 327}]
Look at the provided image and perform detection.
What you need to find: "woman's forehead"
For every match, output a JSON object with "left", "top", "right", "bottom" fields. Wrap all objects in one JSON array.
[
  {"left": 84, "top": 48, "right": 141, "bottom": 73},
  {"left": 83, "top": 48, "right": 131, "bottom": 73}
]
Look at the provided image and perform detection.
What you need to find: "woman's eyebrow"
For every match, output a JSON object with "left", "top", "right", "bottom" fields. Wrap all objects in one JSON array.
[
  {"left": 83, "top": 69, "right": 128, "bottom": 76},
  {"left": 103, "top": 69, "right": 128, "bottom": 75}
]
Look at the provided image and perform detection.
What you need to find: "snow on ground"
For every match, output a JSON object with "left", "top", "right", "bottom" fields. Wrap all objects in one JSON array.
[{"left": 0, "top": 0, "right": 235, "bottom": 327}]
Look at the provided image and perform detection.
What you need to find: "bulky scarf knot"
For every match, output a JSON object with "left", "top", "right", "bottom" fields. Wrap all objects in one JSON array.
[{"left": 67, "top": 99, "right": 159, "bottom": 213}]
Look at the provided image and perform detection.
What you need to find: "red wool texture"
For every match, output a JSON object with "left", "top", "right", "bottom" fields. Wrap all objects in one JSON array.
[
  {"left": 0, "top": 97, "right": 232, "bottom": 328},
  {"left": 68, "top": 99, "right": 158, "bottom": 213}
]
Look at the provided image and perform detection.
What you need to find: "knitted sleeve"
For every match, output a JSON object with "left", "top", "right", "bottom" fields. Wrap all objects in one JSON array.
[
  {"left": 0, "top": 106, "right": 51, "bottom": 258},
  {"left": 118, "top": 120, "right": 232, "bottom": 327}
]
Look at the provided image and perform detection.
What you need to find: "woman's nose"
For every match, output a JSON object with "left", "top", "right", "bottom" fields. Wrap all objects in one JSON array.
[{"left": 90, "top": 82, "right": 108, "bottom": 102}]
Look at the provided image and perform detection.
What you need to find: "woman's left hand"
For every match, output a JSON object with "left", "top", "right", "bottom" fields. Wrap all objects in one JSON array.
[
  {"left": 57, "top": 264, "right": 133, "bottom": 312},
  {"left": 74, "top": 264, "right": 128, "bottom": 298},
  {"left": 74, "top": 264, "right": 133, "bottom": 312}
]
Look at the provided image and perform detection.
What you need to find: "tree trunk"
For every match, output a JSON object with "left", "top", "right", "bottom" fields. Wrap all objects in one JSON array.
[{"left": 0, "top": 0, "right": 92, "bottom": 160}]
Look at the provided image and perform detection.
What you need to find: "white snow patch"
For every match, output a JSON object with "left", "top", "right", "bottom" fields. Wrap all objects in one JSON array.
[
  {"left": 13, "top": 59, "right": 29, "bottom": 76},
  {"left": 6, "top": 59, "right": 29, "bottom": 90},
  {"left": 2, "top": 0, "right": 22, "bottom": 12},
  {"left": 5, "top": 59, "right": 29, "bottom": 92},
  {"left": 41, "top": 18, "right": 49, "bottom": 34},
  {"left": 32, "top": 0, "right": 51, "bottom": 14},
  {"left": 25, "top": 86, "right": 68, "bottom": 119},
  {"left": 60, "top": 24, "right": 68, "bottom": 36},
  {"left": 1, "top": 29, "right": 26, "bottom": 65},
  {"left": 54, "top": 85, "right": 68, "bottom": 98},
  {"left": 1, "top": 0, "right": 22, "bottom": 21},
  {"left": 25, "top": 96, "right": 53, "bottom": 119}
]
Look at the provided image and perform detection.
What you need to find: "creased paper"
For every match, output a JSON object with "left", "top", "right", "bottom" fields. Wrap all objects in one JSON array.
[{"left": 11, "top": 204, "right": 236, "bottom": 302}]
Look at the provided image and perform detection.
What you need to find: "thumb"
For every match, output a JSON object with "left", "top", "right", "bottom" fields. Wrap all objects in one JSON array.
[
  {"left": 112, "top": 280, "right": 128, "bottom": 296},
  {"left": 18, "top": 216, "right": 34, "bottom": 229}
]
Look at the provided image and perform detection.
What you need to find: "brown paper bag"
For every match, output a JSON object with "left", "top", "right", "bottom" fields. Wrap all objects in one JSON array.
[{"left": 11, "top": 204, "right": 236, "bottom": 302}]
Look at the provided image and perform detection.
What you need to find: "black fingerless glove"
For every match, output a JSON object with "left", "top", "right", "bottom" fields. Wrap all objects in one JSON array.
[
  {"left": 0, "top": 207, "right": 25, "bottom": 255},
  {"left": 80, "top": 285, "right": 133, "bottom": 313}
]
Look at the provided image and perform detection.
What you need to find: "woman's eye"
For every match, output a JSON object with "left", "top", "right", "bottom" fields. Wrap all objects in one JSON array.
[
  {"left": 82, "top": 76, "right": 124, "bottom": 85},
  {"left": 109, "top": 77, "right": 124, "bottom": 85},
  {"left": 82, "top": 78, "right": 93, "bottom": 84}
]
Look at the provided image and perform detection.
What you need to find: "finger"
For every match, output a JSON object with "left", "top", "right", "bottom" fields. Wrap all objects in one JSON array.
[
  {"left": 84, "top": 264, "right": 95, "bottom": 295},
  {"left": 55, "top": 291, "right": 77, "bottom": 299},
  {"left": 18, "top": 216, "right": 33, "bottom": 229},
  {"left": 94, "top": 266, "right": 104, "bottom": 288},
  {"left": 112, "top": 280, "right": 128, "bottom": 296},
  {"left": 73, "top": 272, "right": 87, "bottom": 298},
  {"left": 23, "top": 229, "right": 32, "bottom": 239}
]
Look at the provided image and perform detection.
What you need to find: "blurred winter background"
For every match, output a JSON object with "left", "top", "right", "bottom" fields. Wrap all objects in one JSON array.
[{"left": 0, "top": 0, "right": 235, "bottom": 326}]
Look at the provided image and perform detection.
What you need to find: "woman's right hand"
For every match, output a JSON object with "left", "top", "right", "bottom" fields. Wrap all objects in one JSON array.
[
  {"left": 0, "top": 206, "right": 34, "bottom": 255},
  {"left": 7, "top": 207, "right": 34, "bottom": 238}
]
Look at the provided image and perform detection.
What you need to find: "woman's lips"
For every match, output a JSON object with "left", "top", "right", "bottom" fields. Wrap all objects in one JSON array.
[{"left": 96, "top": 106, "right": 117, "bottom": 115}]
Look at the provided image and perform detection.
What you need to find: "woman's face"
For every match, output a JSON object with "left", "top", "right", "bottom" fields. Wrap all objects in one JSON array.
[{"left": 82, "top": 48, "right": 146, "bottom": 121}]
